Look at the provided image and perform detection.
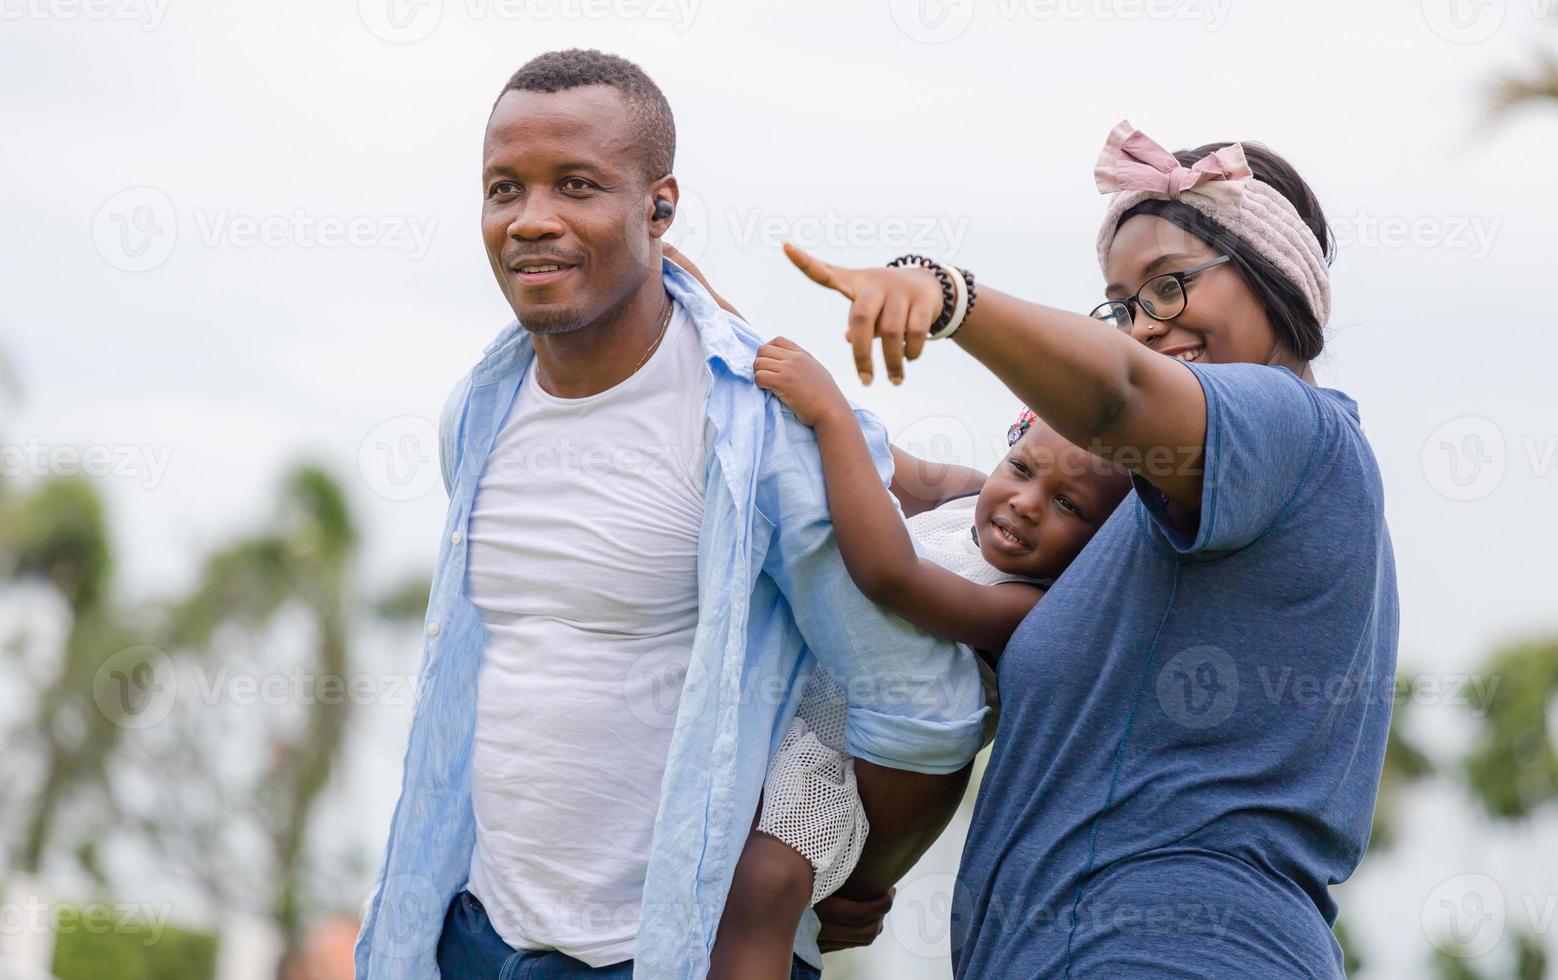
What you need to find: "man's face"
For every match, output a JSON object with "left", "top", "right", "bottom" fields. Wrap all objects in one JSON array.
[{"left": 481, "top": 85, "right": 664, "bottom": 334}]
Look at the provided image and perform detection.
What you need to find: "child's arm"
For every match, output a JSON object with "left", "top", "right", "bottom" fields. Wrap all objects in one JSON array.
[
  {"left": 888, "top": 446, "right": 987, "bottom": 518},
  {"left": 754, "top": 337, "right": 1044, "bottom": 654}
]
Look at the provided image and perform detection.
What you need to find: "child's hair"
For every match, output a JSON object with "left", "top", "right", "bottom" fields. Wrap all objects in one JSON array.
[
  {"left": 1005, "top": 405, "right": 1133, "bottom": 492},
  {"left": 1114, "top": 142, "right": 1335, "bottom": 361}
]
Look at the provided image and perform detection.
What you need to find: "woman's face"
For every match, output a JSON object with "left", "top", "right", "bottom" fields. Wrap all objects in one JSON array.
[{"left": 1102, "top": 214, "right": 1299, "bottom": 370}]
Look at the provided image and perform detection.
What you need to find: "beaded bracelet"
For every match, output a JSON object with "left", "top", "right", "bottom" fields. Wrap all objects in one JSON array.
[
  {"left": 936, "top": 261, "right": 969, "bottom": 340},
  {"left": 887, "top": 254, "right": 978, "bottom": 340},
  {"left": 886, "top": 254, "right": 956, "bottom": 336}
]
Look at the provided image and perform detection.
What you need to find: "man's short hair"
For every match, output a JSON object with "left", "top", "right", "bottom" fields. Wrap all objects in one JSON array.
[{"left": 496, "top": 49, "right": 675, "bottom": 183}]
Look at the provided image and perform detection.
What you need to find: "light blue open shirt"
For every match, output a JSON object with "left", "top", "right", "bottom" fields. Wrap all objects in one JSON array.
[{"left": 353, "top": 259, "right": 985, "bottom": 979}]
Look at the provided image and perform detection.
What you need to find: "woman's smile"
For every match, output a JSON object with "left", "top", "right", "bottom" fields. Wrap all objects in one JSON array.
[{"left": 1158, "top": 342, "right": 1206, "bottom": 362}]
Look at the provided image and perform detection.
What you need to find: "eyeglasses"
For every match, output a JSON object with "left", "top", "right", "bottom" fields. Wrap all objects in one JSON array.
[{"left": 1089, "top": 254, "right": 1231, "bottom": 333}]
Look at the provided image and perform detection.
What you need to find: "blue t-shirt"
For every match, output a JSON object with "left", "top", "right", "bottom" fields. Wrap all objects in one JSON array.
[{"left": 952, "top": 362, "right": 1399, "bottom": 979}]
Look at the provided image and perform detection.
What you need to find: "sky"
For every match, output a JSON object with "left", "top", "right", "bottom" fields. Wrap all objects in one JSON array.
[{"left": 4, "top": 0, "right": 1558, "bottom": 976}]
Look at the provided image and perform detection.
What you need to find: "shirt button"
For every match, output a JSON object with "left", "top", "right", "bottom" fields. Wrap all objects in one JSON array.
[
  {"left": 451, "top": 530, "right": 463, "bottom": 545},
  {"left": 427, "top": 622, "right": 441, "bottom": 637}
]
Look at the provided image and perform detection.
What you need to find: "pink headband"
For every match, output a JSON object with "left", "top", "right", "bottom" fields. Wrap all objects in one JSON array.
[{"left": 1093, "top": 120, "right": 1331, "bottom": 328}]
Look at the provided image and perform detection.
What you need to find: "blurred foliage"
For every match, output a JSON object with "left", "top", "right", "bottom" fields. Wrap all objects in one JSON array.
[
  {"left": 2, "top": 456, "right": 425, "bottom": 976},
  {"left": 0, "top": 477, "right": 112, "bottom": 614},
  {"left": 1424, "top": 640, "right": 1558, "bottom": 978},
  {"left": 1516, "top": 933, "right": 1547, "bottom": 980},
  {"left": 1488, "top": 3, "right": 1558, "bottom": 116},
  {"left": 1334, "top": 676, "right": 1433, "bottom": 974},
  {"left": 1491, "top": 54, "right": 1558, "bottom": 117},
  {"left": 1432, "top": 929, "right": 1548, "bottom": 980},
  {"left": 1369, "top": 675, "right": 1436, "bottom": 852},
  {"left": 1411, "top": 638, "right": 1558, "bottom": 980},
  {"left": 1437, "top": 950, "right": 1485, "bottom": 980},
  {"left": 1349, "top": 651, "right": 1558, "bottom": 978},
  {"left": 1463, "top": 639, "right": 1558, "bottom": 820},
  {"left": 0, "top": 477, "right": 142, "bottom": 877},
  {"left": 166, "top": 467, "right": 357, "bottom": 647},
  {"left": 155, "top": 465, "right": 360, "bottom": 967},
  {"left": 373, "top": 574, "right": 432, "bottom": 622},
  {"left": 50, "top": 905, "right": 217, "bottom": 980},
  {"left": 143, "top": 464, "right": 424, "bottom": 972},
  {"left": 1333, "top": 918, "right": 1363, "bottom": 976}
]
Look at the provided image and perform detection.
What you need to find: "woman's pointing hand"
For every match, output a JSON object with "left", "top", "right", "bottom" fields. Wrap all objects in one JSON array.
[{"left": 783, "top": 242, "right": 944, "bottom": 386}]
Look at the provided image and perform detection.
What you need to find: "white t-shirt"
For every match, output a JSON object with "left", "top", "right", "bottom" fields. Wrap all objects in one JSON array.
[{"left": 464, "top": 304, "right": 712, "bottom": 967}]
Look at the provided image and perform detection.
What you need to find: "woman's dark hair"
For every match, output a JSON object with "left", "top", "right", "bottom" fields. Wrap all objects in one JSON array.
[{"left": 1117, "top": 142, "right": 1334, "bottom": 362}]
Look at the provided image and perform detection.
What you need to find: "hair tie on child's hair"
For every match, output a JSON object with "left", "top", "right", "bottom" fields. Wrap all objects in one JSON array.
[
  {"left": 1007, "top": 407, "right": 1038, "bottom": 447},
  {"left": 1093, "top": 119, "right": 1331, "bottom": 327}
]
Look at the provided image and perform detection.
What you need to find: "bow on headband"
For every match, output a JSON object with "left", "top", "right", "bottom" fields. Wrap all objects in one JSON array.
[{"left": 1093, "top": 119, "right": 1252, "bottom": 207}]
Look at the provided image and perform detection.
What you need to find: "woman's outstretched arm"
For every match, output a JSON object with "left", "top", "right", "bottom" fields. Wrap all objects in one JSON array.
[
  {"left": 783, "top": 244, "right": 1209, "bottom": 516},
  {"left": 665, "top": 245, "right": 985, "bottom": 518}
]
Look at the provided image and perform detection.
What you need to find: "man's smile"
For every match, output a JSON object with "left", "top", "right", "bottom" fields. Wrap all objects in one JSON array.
[{"left": 507, "top": 255, "right": 580, "bottom": 287}]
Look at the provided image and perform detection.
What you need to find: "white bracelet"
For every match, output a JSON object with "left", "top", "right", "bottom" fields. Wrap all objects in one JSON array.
[{"left": 931, "top": 261, "right": 969, "bottom": 340}]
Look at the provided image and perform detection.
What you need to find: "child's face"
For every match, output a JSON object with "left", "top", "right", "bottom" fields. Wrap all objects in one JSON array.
[{"left": 973, "top": 422, "right": 1132, "bottom": 581}]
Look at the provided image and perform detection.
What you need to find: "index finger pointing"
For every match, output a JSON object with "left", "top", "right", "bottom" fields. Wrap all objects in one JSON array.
[{"left": 783, "top": 242, "right": 851, "bottom": 298}]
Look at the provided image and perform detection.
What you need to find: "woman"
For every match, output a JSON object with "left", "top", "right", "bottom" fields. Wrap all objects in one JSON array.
[{"left": 782, "top": 121, "right": 1398, "bottom": 977}]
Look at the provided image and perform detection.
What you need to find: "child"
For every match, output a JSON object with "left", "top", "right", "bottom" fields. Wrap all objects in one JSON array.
[{"left": 707, "top": 335, "right": 1132, "bottom": 979}]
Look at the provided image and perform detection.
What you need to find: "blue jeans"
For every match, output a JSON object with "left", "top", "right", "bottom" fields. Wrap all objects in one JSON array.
[{"left": 436, "top": 889, "right": 822, "bottom": 979}]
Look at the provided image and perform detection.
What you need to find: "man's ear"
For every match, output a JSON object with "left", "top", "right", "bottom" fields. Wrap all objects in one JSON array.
[{"left": 647, "top": 175, "right": 679, "bottom": 238}]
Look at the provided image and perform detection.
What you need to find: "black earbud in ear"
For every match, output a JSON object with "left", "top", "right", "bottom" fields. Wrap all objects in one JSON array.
[{"left": 653, "top": 198, "right": 674, "bottom": 221}]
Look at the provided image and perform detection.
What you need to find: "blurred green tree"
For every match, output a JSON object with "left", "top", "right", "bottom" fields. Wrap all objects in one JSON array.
[
  {"left": 50, "top": 905, "right": 218, "bottom": 980},
  {"left": 1371, "top": 676, "right": 1437, "bottom": 853},
  {"left": 2, "top": 452, "right": 427, "bottom": 980},
  {"left": 144, "top": 464, "right": 425, "bottom": 977},
  {"left": 1331, "top": 675, "right": 1435, "bottom": 973},
  {"left": 1421, "top": 637, "right": 1558, "bottom": 979},
  {"left": 1463, "top": 639, "right": 1558, "bottom": 819},
  {"left": 0, "top": 477, "right": 143, "bottom": 879},
  {"left": 1433, "top": 928, "right": 1549, "bottom": 980}
]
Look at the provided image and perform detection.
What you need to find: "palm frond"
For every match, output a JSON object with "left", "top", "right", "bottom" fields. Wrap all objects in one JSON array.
[{"left": 1489, "top": 51, "right": 1558, "bottom": 116}]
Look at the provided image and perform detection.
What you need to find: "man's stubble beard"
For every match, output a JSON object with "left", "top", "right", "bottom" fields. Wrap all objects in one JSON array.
[
  {"left": 518, "top": 261, "right": 652, "bottom": 339},
  {"left": 518, "top": 304, "right": 591, "bottom": 336}
]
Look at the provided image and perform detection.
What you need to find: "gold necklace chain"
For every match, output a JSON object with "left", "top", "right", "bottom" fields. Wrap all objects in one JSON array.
[{"left": 631, "top": 298, "right": 674, "bottom": 376}]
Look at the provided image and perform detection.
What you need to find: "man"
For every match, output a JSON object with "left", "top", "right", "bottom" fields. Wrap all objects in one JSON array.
[{"left": 353, "top": 49, "right": 986, "bottom": 979}]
